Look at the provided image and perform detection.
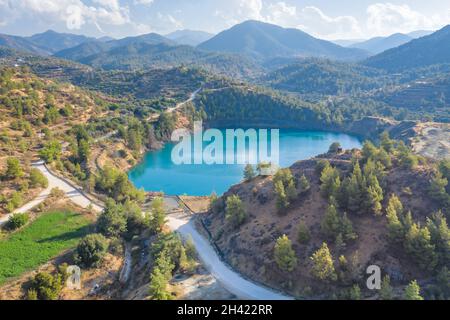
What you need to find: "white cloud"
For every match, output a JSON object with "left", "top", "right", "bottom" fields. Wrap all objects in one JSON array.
[
  {"left": 298, "top": 6, "right": 362, "bottom": 39},
  {"left": 366, "top": 3, "right": 448, "bottom": 36},
  {"left": 134, "top": 0, "right": 154, "bottom": 5}
]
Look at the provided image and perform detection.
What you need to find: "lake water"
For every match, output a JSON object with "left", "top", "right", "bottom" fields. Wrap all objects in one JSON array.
[{"left": 128, "top": 130, "right": 361, "bottom": 196}]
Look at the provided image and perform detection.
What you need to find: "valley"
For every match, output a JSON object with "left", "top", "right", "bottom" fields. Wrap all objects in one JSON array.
[{"left": 0, "top": 17, "right": 449, "bottom": 302}]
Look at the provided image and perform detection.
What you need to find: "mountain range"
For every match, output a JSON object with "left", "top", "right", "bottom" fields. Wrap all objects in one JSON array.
[
  {"left": 197, "top": 20, "right": 368, "bottom": 61},
  {"left": 0, "top": 22, "right": 449, "bottom": 77},
  {"left": 364, "top": 25, "right": 450, "bottom": 71},
  {"left": 0, "top": 30, "right": 95, "bottom": 55},
  {"left": 349, "top": 30, "right": 433, "bottom": 54}
]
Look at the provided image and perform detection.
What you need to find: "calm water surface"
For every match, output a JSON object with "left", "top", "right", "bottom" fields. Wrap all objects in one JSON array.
[{"left": 128, "top": 130, "right": 361, "bottom": 196}]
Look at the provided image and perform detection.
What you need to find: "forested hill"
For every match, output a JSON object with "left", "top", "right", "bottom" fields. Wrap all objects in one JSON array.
[
  {"left": 204, "top": 139, "right": 450, "bottom": 299},
  {"left": 261, "top": 59, "right": 390, "bottom": 96}
]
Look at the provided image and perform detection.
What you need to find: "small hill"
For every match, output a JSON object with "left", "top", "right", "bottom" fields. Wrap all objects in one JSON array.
[
  {"left": 202, "top": 145, "right": 450, "bottom": 299},
  {"left": 197, "top": 20, "right": 368, "bottom": 61},
  {"left": 262, "top": 58, "right": 388, "bottom": 95},
  {"left": 363, "top": 25, "right": 450, "bottom": 71}
]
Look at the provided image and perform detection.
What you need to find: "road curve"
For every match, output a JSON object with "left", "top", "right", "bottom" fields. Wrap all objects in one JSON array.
[
  {"left": 0, "top": 161, "right": 102, "bottom": 226},
  {"left": 167, "top": 212, "right": 293, "bottom": 300}
]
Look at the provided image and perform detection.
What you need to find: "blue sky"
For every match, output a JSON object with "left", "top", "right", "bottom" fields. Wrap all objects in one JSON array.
[{"left": 0, "top": 0, "right": 449, "bottom": 40}]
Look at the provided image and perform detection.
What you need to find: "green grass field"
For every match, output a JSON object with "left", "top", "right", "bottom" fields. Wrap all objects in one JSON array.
[{"left": 0, "top": 211, "right": 92, "bottom": 284}]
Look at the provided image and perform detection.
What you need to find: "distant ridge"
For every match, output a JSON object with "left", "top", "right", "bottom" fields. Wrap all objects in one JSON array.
[{"left": 364, "top": 25, "right": 450, "bottom": 71}]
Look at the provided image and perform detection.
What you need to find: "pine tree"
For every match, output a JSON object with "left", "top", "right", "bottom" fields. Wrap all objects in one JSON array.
[
  {"left": 404, "top": 280, "right": 423, "bottom": 300},
  {"left": 286, "top": 180, "right": 298, "bottom": 202},
  {"left": 244, "top": 164, "right": 256, "bottom": 181},
  {"left": 380, "top": 131, "right": 394, "bottom": 154},
  {"left": 365, "top": 174, "right": 384, "bottom": 215},
  {"left": 386, "top": 195, "right": 404, "bottom": 241},
  {"left": 344, "top": 162, "right": 365, "bottom": 214},
  {"left": 340, "top": 212, "right": 357, "bottom": 241},
  {"left": 320, "top": 165, "right": 340, "bottom": 199},
  {"left": 404, "top": 223, "right": 437, "bottom": 271},
  {"left": 297, "top": 222, "right": 311, "bottom": 244},
  {"left": 429, "top": 171, "right": 450, "bottom": 205},
  {"left": 379, "top": 275, "right": 393, "bottom": 300},
  {"left": 349, "top": 284, "right": 361, "bottom": 300},
  {"left": 149, "top": 197, "right": 167, "bottom": 234},
  {"left": 274, "top": 180, "right": 289, "bottom": 213},
  {"left": 426, "top": 212, "right": 450, "bottom": 267},
  {"left": 335, "top": 233, "right": 346, "bottom": 253},
  {"left": 299, "top": 174, "right": 311, "bottom": 194},
  {"left": 321, "top": 203, "right": 341, "bottom": 239},
  {"left": 225, "top": 195, "right": 247, "bottom": 227},
  {"left": 362, "top": 141, "right": 378, "bottom": 163},
  {"left": 149, "top": 268, "right": 172, "bottom": 300},
  {"left": 310, "top": 243, "right": 337, "bottom": 282},
  {"left": 274, "top": 235, "right": 298, "bottom": 272}
]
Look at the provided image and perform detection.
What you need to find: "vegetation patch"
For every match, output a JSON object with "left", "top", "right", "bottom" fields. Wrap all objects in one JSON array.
[{"left": 0, "top": 210, "right": 91, "bottom": 284}]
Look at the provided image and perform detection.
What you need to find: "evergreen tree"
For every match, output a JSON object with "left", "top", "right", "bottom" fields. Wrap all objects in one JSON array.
[
  {"left": 349, "top": 284, "right": 361, "bottom": 300},
  {"left": 310, "top": 243, "right": 337, "bottom": 282},
  {"left": 225, "top": 195, "right": 247, "bottom": 227},
  {"left": 365, "top": 174, "right": 384, "bottom": 215},
  {"left": 321, "top": 202, "right": 341, "bottom": 239},
  {"left": 285, "top": 180, "right": 298, "bottom": 202},
  {"left": 426, "top": 212, "right": 450, "bottom": 267},
  {"left": 97, "top": 199, "right": 127, "bottom": 238},
  {"left": 404, "top": 280, "right": 423, "bottom": 300},
  {"left": 297, "top": 222, "right": 311, "bottom": 244},
  {"left": 379, "top": 275, "right": 393, "bottom": 300},
  {"left": 298, "top": 174, "right": 311, "bottom": 194},
  {"left": 404, "top": 223, "right": 438, "bottom": 271},
  {"left": 149, "top": 197, "right": 167, "bottom": 234},
  {"left": 344, "top": 162, "right": 365, "bottom": 214},
  {"left": 380, "top": 132, "right": 394, "bottom": 154},
  {"left": 149, "top": 268, "right": 172, "bottom": 300},
  {"left": 386, "top": 195, "right": 404, "bottom": 241},
  {"left": 274, "top": 235, "right": 298, "bottom": 272},
  {"left": 320, "top": 164, "right": 341, "bottom": 199},
  {"left": 362, "top": 141, "right": 378, "bottom": 163},
  {"left": 341, "top": 213, "right": 357, "bottom": 241},
  {"left": 274, "top": 180, "right": 289, "bottom": 213},
  {"left": 244, "top": 164, "right": 256, "bottom": 181},
  {"left": 429, "top": 171, "right": 450, "bottom": 206}
]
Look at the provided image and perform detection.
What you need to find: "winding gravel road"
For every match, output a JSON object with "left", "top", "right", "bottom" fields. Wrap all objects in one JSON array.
[
  {"left": 0, "top": 161, "right": 102, "bottom": 226},
  {"left": 167, "top": 211, "right": 293, "bottom": 300}
]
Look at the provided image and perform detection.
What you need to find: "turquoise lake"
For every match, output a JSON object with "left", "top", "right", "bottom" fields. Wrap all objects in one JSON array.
[{"left": 128, "top": 130, "right": 361, "bottom": 196}]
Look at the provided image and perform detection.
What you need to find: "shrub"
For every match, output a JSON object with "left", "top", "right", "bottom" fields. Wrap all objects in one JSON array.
[
  {"left": 75, "top": 234, "right": 109, "bottom": 268},
  {"left": 29, "top": 168, "right": 48, "bottom": 188},
  {"left": 274, "top": 235, "right": 297, "bottom": 272},
  {"left": 7, "top": 213, "right": 29, "bottom": 230},
  {"left": 4, "top": 157, "right": 23, "bottom": 180},
  {"left": 30, "top": 271, "right": 63, "bottom": 300}
]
